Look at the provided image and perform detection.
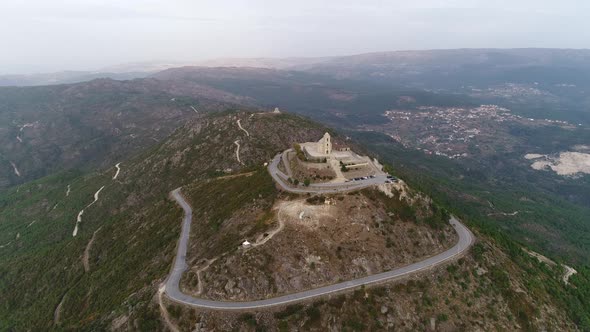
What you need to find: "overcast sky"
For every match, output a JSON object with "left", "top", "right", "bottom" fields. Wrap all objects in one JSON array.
[{"left": 1, "top": 0, "right": 590, "bottom": 74}]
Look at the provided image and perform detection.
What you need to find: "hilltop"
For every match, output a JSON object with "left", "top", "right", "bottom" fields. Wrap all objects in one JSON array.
[{"left": 0, "top": 110, "right": 587, "bottom": 330}]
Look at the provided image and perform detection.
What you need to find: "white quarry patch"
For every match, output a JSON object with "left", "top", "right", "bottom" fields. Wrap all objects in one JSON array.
[
  {"left": 524, "top": 153, "right": 545, "bottom": 160},
  {"left": 572, "top": 144, "right": 590, "bottom": 151},
  {"left": 531, "top": 160, "right": 552, "bottom": 170},
  {"left": 112, "top": 163, "right": 121, "bottom": 180},
  {"left": 72, "top": 186, "right": 105, "bottom": 237},
  {"left": 526, "top": 152, "right": 590, "bottom": 176},
  {"left": 10, "top": 161, "right": 21, "bottom": 177}
]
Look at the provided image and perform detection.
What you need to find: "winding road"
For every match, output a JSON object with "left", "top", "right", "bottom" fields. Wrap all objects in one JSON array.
[
  {"left": 269, "top": 153, "right": 390, "bottom": 194},
  {"left": 163, "top": 157, "right": 475, "bottom": 309}
]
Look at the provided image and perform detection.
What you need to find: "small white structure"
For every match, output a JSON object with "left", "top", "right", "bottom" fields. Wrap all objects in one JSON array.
[
  {"left": 273, "top": 107, "right": 281, "bottom": 113},
  {"left": 241, "top": 240, "right": 251, "bottom": 248}
]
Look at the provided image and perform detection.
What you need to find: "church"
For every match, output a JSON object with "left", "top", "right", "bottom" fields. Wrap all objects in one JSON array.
[
  {"left": 301, "top": 133, "right": 332, "bottom": 160},
  {"left": 299, "top": 133, "right": 366, "bottom": 166}
]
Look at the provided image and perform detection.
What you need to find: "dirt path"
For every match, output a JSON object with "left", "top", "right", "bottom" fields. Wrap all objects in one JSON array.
[
  {"left": 16, "top": 123, "right": 35, "bottom": 144},
  {"left": 190, "top": 106, "right": 199, "bottom": 114},
  {"left": 193, "top": 204, "right": 286, "bottom": 293},
  {"left": 328, "top": 158, "right": 346, "bottom": 183},
  {"left": 234, "top": 140, "right": 244, "bottom": 165},
  {"left": 237, "top": 119, "right": 250, "bottom": 137},
  {"left": 54, "top": 294, "right": 66, "bottom": 325},
  {"left": 525, "top": 249, "right": 578, "bottom": 285},
  {"left": 249, "top": 204, "right": 286, "bottom": 249},
  {"left": 563, "top": 265, "right": 578, "bottom": 285},
  {"left": 158, "top": 285, "right": 180, "bottom": 332},
  {"left": 83, "top": 227, "right": 102, "bottom": 272},
  {"left": 10, "top": 161, "right": 21, "bottom": 177},
  {"left": 66, "top": 185, "right": 71, "bottom": 196},
  {"left": 73, "top": 186, "right": 105, "bottom": 237},
  {"left": 487, "top": 211, "right": 521, "bottom": 217},
  {"left": 112, "top": 163, "right": 121, "bottom": 180},
  {"left": 214, "top": 171, "right": 255, "bottom": 181}
]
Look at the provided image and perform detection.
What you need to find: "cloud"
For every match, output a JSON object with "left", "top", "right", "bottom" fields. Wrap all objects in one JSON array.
[{"left": 1, "top": 0, "right": 590, "bottom": 74}]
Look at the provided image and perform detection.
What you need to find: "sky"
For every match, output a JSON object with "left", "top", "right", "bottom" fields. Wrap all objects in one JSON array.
[{"left": 1, "top": 0, "right": 590, "bottom": 74}]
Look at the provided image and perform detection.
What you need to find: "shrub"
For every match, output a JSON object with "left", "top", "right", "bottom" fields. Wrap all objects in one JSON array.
[
  {"left": 293, "top": 144, "right": 305, "bottom": 160},
  {"left": 238, "top": 313, "right": 257, "bottom": 326}
]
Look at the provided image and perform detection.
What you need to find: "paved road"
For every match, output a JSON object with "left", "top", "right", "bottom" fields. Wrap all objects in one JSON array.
[
  {"left": 281, "top": 149, "right": 294, "bottom": 178},
  {"left": 164, "top": 186, "right": 474, "bottom": 310}
]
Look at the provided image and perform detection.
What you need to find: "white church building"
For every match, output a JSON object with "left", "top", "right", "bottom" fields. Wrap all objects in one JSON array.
[{"left": 300, "top": 133, "right": 365, "bottom": 165}]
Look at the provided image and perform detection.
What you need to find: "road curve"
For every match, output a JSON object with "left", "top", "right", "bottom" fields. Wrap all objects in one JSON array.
[
  {"left": 268, "top": 153, "right": 390, "bottom": 194},
  {"left": 164, "top": 188, "right": 474, "bottom": 310}
]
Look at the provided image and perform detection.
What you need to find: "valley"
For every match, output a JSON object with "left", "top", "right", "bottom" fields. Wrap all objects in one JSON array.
[{"left": 0, "top": 49, "right": 589, "bottom": 331}]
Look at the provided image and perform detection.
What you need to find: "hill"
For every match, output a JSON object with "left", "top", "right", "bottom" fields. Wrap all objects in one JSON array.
[
  {"left": 1, "top": 111, "right": 588, "bottom": 330},
  {"left": 0, "top": 77, "right": 255, "bottom": 189}
]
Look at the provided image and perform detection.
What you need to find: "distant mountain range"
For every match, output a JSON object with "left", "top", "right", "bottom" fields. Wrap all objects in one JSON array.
[{"left": 4, "top": 48, "right": 590, "bottom": 88}]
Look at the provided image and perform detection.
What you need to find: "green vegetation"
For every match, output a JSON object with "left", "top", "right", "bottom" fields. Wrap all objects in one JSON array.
[
  {"left": 0, "top": 104, "right": 587, "bottom": 330},
  {"left": 340, "top": 161, "right": 348, "bottom": 172},
  {"left": 0, "top": 110, "right": 333, "bottom": 329},
  {"left": 293, "top": 143, "right": 306, "bottom": 160},
  {"left": 352, "top": 130, "right": 590, "bottom": 330},
  {"left": 354, "top": 130, "right": 590, "bottom": 263},
  {"left": 0, "top": 80, "right": 209, "bottom": 190}
]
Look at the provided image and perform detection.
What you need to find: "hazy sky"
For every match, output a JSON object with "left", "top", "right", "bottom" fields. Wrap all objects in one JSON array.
[{"left": 1, "top": 0, "right": 590, "bottom": 74}]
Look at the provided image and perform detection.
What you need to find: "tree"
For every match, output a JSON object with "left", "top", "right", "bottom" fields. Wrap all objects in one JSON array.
[
  {"left": 293, "top": 144, "right": 305, "bottom": 160},
  {"left": 340, "top": 161, "right": 348, "bottom": 172},
  {"left": 304, "top": 178, "right": 311, "bottom": 186}
]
